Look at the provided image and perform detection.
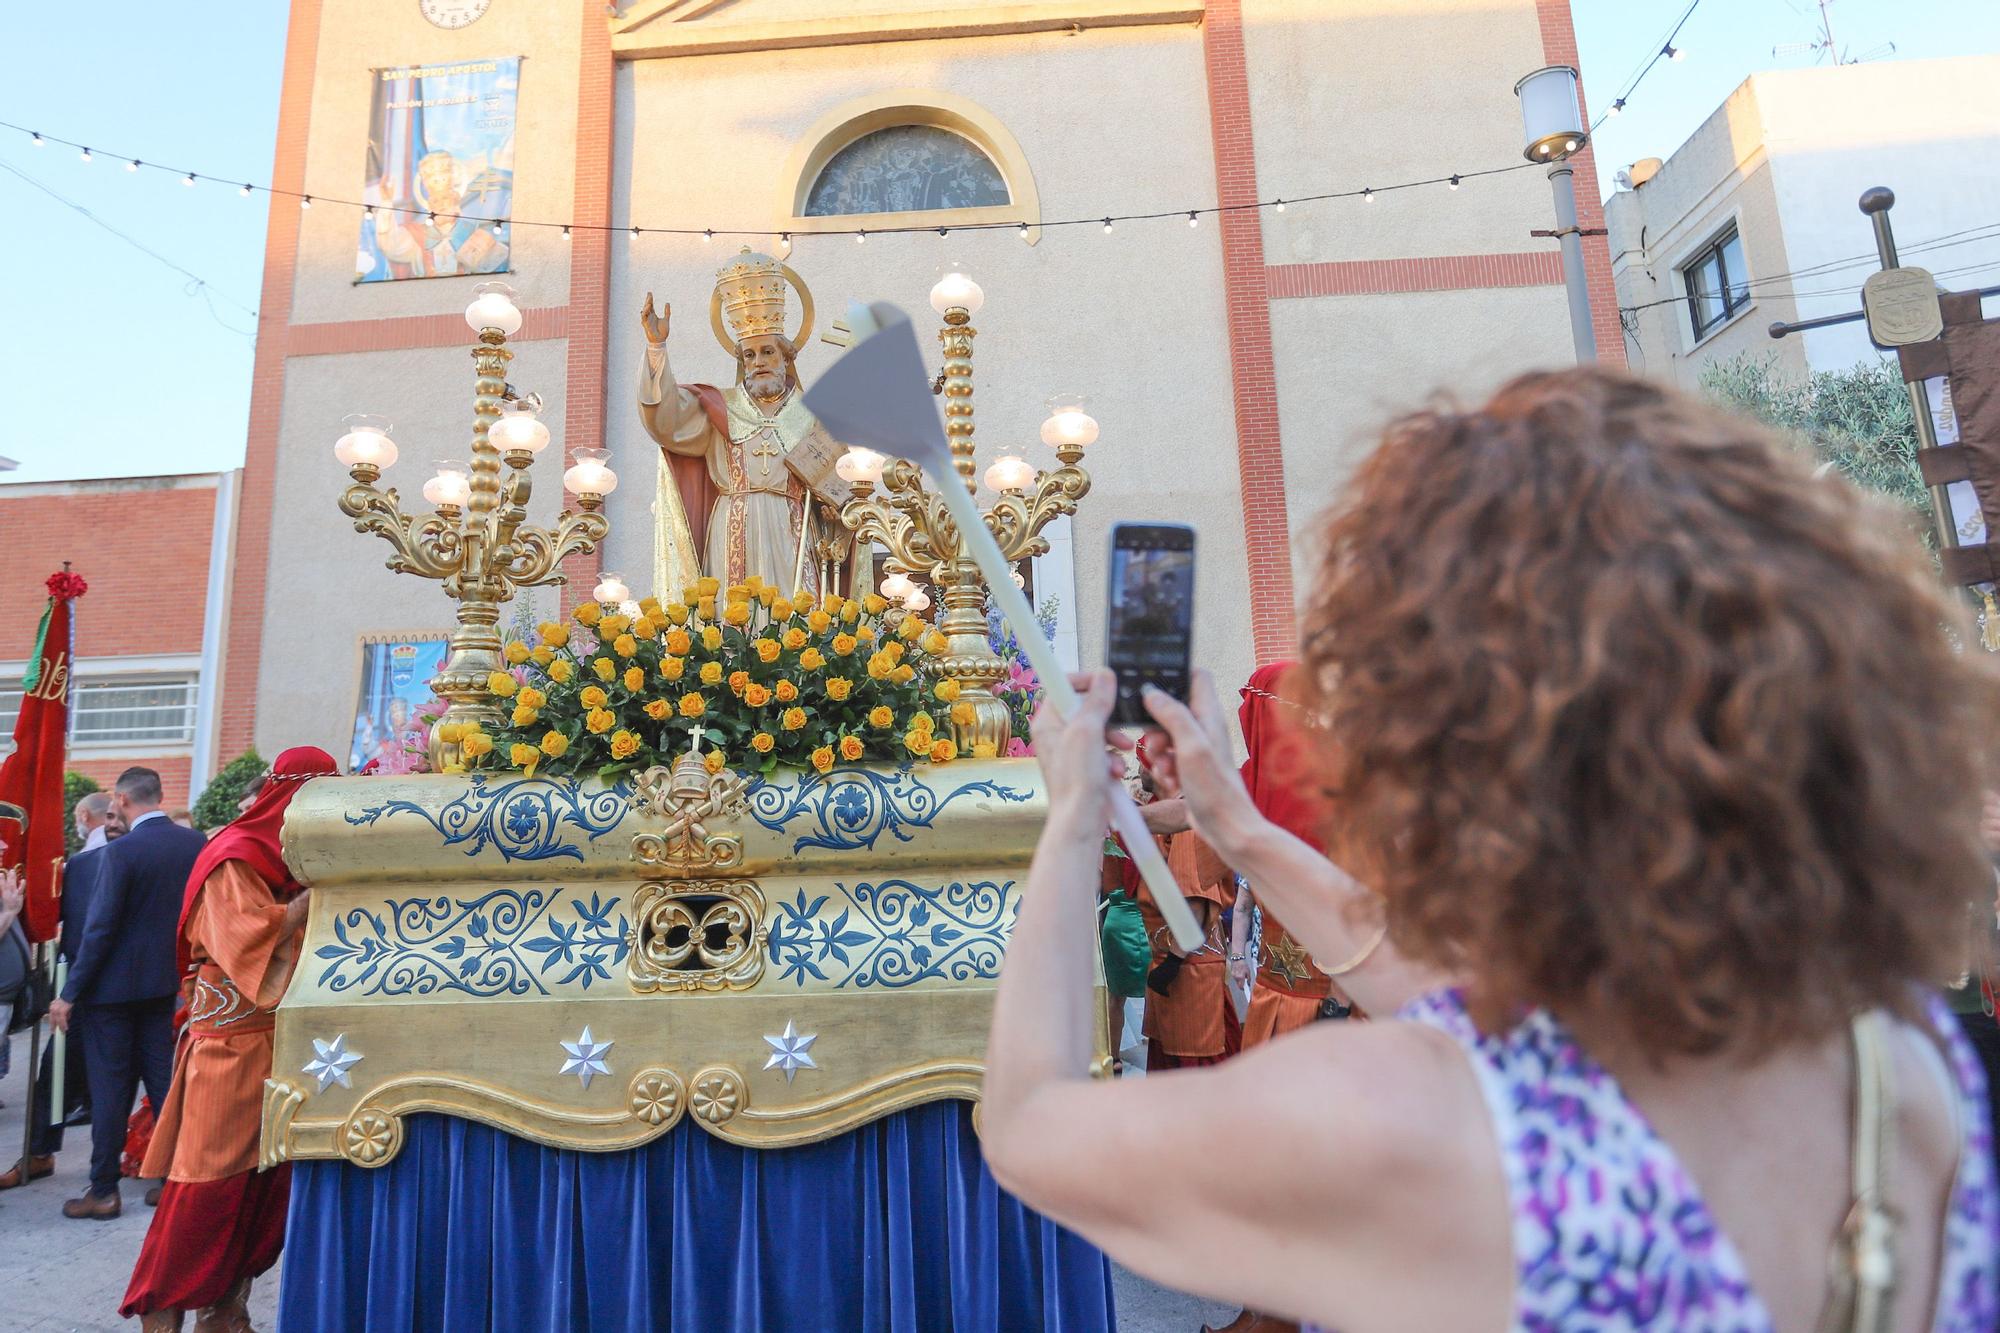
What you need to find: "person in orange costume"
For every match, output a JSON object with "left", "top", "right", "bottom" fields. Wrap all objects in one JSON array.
[{"left": 121, "top": 747, "right": 338, "bottom": 1333}]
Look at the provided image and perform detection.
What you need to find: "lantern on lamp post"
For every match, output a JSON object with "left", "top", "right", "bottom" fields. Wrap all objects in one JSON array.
[{"left": 1514, "top": 65, "right": 1597, "bottom": 363}]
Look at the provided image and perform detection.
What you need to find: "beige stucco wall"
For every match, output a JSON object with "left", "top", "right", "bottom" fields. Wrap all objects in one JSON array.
[
  {"left": 603, "top": 23, "right": 1257, "bottom": 700},
  {"left": 256, "top": 340, "right": 571, "bottom": 759},
  {"left": 289, "top": 1, "right": 581, "bottom": 323}
]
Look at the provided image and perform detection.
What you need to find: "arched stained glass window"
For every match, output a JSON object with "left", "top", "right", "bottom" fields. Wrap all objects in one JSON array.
[{"left": 803, "top": 125, "right": 1010, "bottom": 217}]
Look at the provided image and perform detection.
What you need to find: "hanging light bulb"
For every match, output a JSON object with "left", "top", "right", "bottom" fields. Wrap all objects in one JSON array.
[
  {"left": 1187, "top": 211, "right": 1199, "bottom": 227},
  {"left": 79, "top": 146, "right": 91, "bottom": 163},
  {"left": 1448, "top": 175, "right": 1461, "bottom": 190},
  {"left": 241, "top": 183, "right": 253, "bottom": 196},
  {"left": 1018, "top": 222, "right": 1030, "bottom": 240},
  {"left": 364, "top": 205, "right": 375, "bottom": 221},
  {"left": 30, "top": 131, "right": 42, "bottom": 146},
  {"left": 856, "top": 229, "right": 867, "bottom": 244},
  {"left": 1609, "top": 98, "right": 1626, "bottom": 116},
  {"left": 561, "top": 226, "right": 572, "bottom": 241},
  {"left": 302, "top": 196, "right": 314, "bottom": 210},
  {"left": 183, "top": 172, "right": 196, "bottom": 187},
  {"left": 126, "top": 159, "right": 140, "bottom": 172},
  {"left": 703, "top": 229, "right": 713, "bottom": 243},
  {"left": 780, "top": 232, "right": 791, "bottom": 251},
  {"left": 629, "top": 224, "right": 640, "bottom": 238},
  {"left": 1102, "top": 218, "right": 1113, "bottom": 234},
  {"left": 1362, "top": 187, "right": 1375, "bottom": 203},
  {"left": 1667, "top": 43, "right": 1684, "bottom": 61},
  {"left": 1274, "top": 199, "right": 1286, "bottom": 213}
]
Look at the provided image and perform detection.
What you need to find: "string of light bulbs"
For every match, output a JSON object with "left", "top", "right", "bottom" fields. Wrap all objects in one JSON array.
[{"left": 1593, "top": 0, "right": 1704, "bottom": 128}]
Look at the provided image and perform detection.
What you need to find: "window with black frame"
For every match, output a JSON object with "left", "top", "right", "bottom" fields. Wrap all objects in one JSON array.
[{"left": 1681, "top": 225, "right": 1751, "bottom": 340}]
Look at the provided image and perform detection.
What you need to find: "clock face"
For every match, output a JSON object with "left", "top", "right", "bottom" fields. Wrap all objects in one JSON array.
[{"left": 420, "top": 0, "right": 491, "bottom": 29}]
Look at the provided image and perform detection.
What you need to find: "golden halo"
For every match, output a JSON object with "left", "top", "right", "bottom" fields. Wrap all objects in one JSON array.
[{"left": 710, "top": 263, "right": 815, "bottom": 357}]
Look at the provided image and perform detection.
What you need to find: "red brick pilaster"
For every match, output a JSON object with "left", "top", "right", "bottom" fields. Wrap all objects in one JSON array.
[
  {"left": 1202, "top": 0, "right": 1297, "bottom": 664},
  {"left": 560, "top": 3, "right": 615, "bottom": 612},
  {"left": 218, "top": 0, "right": 323, "bottom": 763},
  {"left": 1536, "top": 0, "right": 1627, "bottom": 365}
]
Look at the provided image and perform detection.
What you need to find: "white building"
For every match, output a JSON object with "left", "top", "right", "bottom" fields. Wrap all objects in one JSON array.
[{"left": 1607, "top": 55, "right": 2000, "bottom": 386}]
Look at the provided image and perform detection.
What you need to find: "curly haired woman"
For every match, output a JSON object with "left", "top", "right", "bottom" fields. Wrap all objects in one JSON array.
[{"left": 983, "top": 369, "right": 2000, "bottom": 1331}]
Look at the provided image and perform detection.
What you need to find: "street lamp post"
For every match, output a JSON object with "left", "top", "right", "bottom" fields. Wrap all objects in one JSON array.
[{"left": 1516, "top": 65, "right": 1598, "bottom": 363}]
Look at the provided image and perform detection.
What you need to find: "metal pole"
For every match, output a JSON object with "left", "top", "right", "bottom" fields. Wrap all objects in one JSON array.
[
  {"left": 1548, "top": 162, "right": 1598, "bottom": 363},
  {"left": 1859, "top": 188, "right": 1959, "bottom": 554},
  {"left": 20, "top": 944, "right": 44, "bottom": 1171}
]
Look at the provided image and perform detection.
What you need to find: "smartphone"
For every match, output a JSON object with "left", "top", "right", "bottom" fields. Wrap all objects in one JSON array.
[{"left": 1106, "top": 522, "right": 1196, "bottom": 726}]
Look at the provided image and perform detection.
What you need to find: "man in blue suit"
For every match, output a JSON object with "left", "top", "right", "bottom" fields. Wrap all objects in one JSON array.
[
  {"left": 0, "top": 791, "right": 114, "bottom": 1191},
  {"left": 49, "top": 768, "right": 204, "bottom": 1220}
]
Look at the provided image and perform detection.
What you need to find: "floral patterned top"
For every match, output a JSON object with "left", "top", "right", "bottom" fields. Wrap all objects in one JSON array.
[{"left": 1330, "top": 989, "right": 2000, "bottom": 1332}]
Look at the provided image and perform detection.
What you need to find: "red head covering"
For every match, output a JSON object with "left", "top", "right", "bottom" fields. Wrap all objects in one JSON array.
[
  {"left": 177, "top": 746, "right": 338, "bottom": 972},
  {"left": 1238, "top": 662, "right": 1327, "bottom": 851}
]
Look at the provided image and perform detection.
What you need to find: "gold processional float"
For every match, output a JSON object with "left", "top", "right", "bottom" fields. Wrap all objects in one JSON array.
[{"left": 262, "top": 256, "right": 1111, "bottom": 1169}]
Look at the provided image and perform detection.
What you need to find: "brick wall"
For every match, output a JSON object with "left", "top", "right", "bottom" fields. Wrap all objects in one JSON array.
[
  {"left": 559, "top": 0, "right": 614, "bottom": 615},
  {"left": 67, "top": 756, "right": 196, "bottom": 814}
]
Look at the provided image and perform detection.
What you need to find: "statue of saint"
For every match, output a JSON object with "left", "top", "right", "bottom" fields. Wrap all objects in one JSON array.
[{"left": 638, "top": 250, "right": 850, "bottom": 597}]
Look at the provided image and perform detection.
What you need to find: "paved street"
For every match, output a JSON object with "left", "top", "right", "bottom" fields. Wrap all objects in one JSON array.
[{"left": 1, "top": 1031, "right": 1230, "bottom": 1332}]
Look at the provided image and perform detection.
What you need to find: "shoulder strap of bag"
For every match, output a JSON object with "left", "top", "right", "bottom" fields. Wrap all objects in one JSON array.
[{"left": 1816, "top": 1010, "right": 1900, "bottom": 1333}]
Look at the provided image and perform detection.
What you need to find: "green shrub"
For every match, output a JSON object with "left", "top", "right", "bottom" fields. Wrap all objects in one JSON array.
[
  {"left": 192, "top": 750, "right": 266, "bottom": 831},
  {"left": 62, "top": 771, "right": 102, "bottom": 855}
]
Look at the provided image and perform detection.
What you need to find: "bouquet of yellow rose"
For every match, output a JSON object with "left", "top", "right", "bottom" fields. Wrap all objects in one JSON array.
[{"left": 457, "top": 576, "right": 980, "bottom": 779}]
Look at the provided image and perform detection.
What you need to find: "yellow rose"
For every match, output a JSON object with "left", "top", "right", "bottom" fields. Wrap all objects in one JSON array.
[
  {"left": 934, "top": 678, "right": 961, "bottom": 703},
  {"left": 782, "top": 627, "right": 809, "bottom": 651},
  {"left": 775, "top": 679, "right": 799, "bottom": 704},
  {"left": 904, "top": 729, "right": 932, "bottom": 756},
  {"left": 723, "top": 601, "right": 752, "bottom": 627},
  {"left": 700, "top": 661, "right": 724, "bottom": 686},
  {"left": 866, "top": 656, "right": 891, "bottom": 681},
  {"left": 601, "top": 614, "right": 630, "bottom": 637},
  {"left": 633, "top": 616, "right": 659, "bottom": 641},
  {"left": 972, "top": 742, "right": 998, "bottom": 759},
  {"left": 807, "top": 610, "right": 833, "bottom": 635},
  {"left": 586, "top": 707, "right": 616, "bottom": 735},
  {"left": 862, "top": 593, "right": 888, "bottom": 615},
  {"left": 680, "top": 585, "right": 701, "bottom": 606},
  {"left": 811, "top": 745, "right": 835, "bottom": 774},
  {"left": 574, "top": 602, "right": 603, "bottom": 627},
  {"left": 504, "top": 640, "right": 531, "bottom": 665},
  {"left": 744, "top": 576, "right": 766, "bottom": 596},
  {"left": 679, "top": 693, "right": 706, "bottom": 718},
  {"left": 728, "top": 670, "right": 750, "bottom": 696},
  {"left": 640, "top": 596, "right": 664, "bottom": 618},
  {"left": 665, "top": 603, "right": 690, "bottom": 626},
  {"left": 644, "top": 699, "right": 671, "bottom": 721},
  {"left": 754, "top": 638, "right": 781, "bottom": 664},
  {"left": 435, "top": 721, "right": 466, "bottom": 743},
  {"left": 923, "top": 632, "right": 949, "bottom": 656},
  {"left": 539, "top": 622, "right": 572, "bottom": 649},
  {"left": 696, "top": 598, "right": 717, "bottom": 622},
  {"left": 883, "top": 641, "right": 906, "bottom": 663},
  {"left": 592, "top": 657, "right": 616, "bottom": 682},
  {"left": 951, "top": 701, "right": 977, "bottom": 728},
  {"left": 461, "top": 730, "right": 494, "bottom": 758},
  {"left": 743, "top": 683, "right": 772, "bottom": 708},
  {"left": 800, "top": 647, "right": 826, "bottom": 672},
  {"left": 841, "top": 600, "right": 860, "bottom": 623},
  {"left": 530, "top": 646, "right": 555, "bottom": 667},
  {"left": 831, "top": 634, "right": 857, "bottom": 657},
  {"left": 610, "top": 730, "right": 641, "bottom": 761},
  {"left": 697, "top": 577, "right": 721, "bottom": 599},
  {"left": 580, "top": 685, "right": 609, "bottom": 709},
  {"left": 899, "top": 616, "right": 924, "bottom": 641},
  {"left": 781, "top": 707, "right": 807, "bottom": 731},
  {"left": 511, "top": 703, "right": 539, "bottom": 727},
  {"left": 909, "top": 711, "right": 936, "bottom": 733},
  {"left": 758, "top": 585, "right": 776, "bottom": 608},
  {"left": 548, "top": 660, "right": 575, "bottom": 684},
  {"left": 869, "top": 706, "right": 895, "bottom": 728},
  {"left": 623, "top": 666, "right": 646, "bottom": 693},
  {"left": 488, "top": 671, "right": 519, "bottom": 698},
  {"left": 727, "top": 584, "right": 750, "bottom": 604},
  {"left": 771, "top": 598, "right": 795, "bottom": 621},
  {"left": 892, "top": 664, "right": 916, "bottom": 685},
  {"left": 660, "top": 656, "right": 685, "bottom": 682},
  {"left": 509, "top": 742, "right": 541, "bottom": 777},
  {"left": 704, "top": 750, "right": 726, "bottom": 774},
  {"left": 839, "top": 735, "right": 865, "bottom": 763},
  {"left": 701, "top": 626, "right": 723, "bottom": 651},
  {"left": 751, "top": 731, "right": 776, "bottom": 754},
  {"left": 519, "top": 687, "right": 546, "bottom": 710},
  {"left": 541, "top": 730, "right": 570, "bottom": 758},
  {"left": 930, "top": 738, "right": 958, "bottom": 763},
  {"left": 858, "top": 626, "right": 877, "bottom": 643},
  {"left": 613, "top": 634, "right": 639, "bottom": 659},
  {"left": 792, "top": 587, "right": 811, "bottom": 607},
  {"left": 822, "top": 593, "right": 843, "bottom": 614},
  {"left": 665, "top": 629, "right": 692, "bottom": 656},
  {"left": 826, "top": 677, "right": 853, "bottom": 702}
]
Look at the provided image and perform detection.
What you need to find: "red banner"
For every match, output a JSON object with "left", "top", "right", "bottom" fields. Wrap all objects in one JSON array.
[{"left": 0, "top": 570, "right": 86, "bottom": 943}]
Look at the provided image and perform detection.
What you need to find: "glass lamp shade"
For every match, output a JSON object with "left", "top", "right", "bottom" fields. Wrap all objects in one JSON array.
[
  {"left": 1514, "top": 66, "right": 1587, "bottom": 162},
  {"left": 903, "top": 588, "right": 932, "bottom": 613},
  {"left": 334, "top": 415, "right": 398, "bottom": 470},
  {"left": 1040, "top": 395, "right": 1099, "bottom": 449},
  {"left": 465, "top": 281, "right": 524, "bottom": 335},
  {"left": 880, "top": 571, "right": 917, "bottom": 602},
  {"left": 563, "top": 448, "right": 618, "bottom": 497},
  {"left": 423, "top": 461, "right": 473, "bottom": 508},
  {"left": 983, "top": 455, "right": 1035, "bottom": 492},
  {"left": 491, "top": 402, "right": 551, "bottom": 455},
  {"left": 593, "top": 573, "right": 632, "bottom": 606},
  {"left": 835, "top": 447, "right": 886, "bottom": 485},
  {"left": 929, "top": 269, "right": 985, "bottom": 315}
]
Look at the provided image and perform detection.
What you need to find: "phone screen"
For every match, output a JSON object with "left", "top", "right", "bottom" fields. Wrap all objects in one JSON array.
[{"left": 1107, "top": 525, "right": 1195, "bottom": 724}]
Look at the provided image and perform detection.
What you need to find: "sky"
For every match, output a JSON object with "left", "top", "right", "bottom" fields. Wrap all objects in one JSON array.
[{"left": 2, "top": 1, "right": 1997, "bottom": 487}]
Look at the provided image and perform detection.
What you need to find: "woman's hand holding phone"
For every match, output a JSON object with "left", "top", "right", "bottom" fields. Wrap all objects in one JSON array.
[{"left": 1136, "top": 671, "right": 1260, "bottom": 851}]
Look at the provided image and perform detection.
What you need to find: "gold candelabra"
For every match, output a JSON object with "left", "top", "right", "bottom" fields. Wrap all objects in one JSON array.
[
  {"left": 333, "top": 282, "right": 613, "bottom": 770},
  {"left": 838, "top": 273, "right": 1096, "bottom": 754}
]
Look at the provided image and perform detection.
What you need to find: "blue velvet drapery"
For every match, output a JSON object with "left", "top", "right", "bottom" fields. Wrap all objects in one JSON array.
[{"left": 279, "top": 1102, "right": 1116, "bottom": 1332}]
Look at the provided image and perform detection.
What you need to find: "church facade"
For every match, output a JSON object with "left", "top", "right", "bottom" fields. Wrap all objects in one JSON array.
[{"left": 229, "top": 0, "right": 1620, "bottom": 765}]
